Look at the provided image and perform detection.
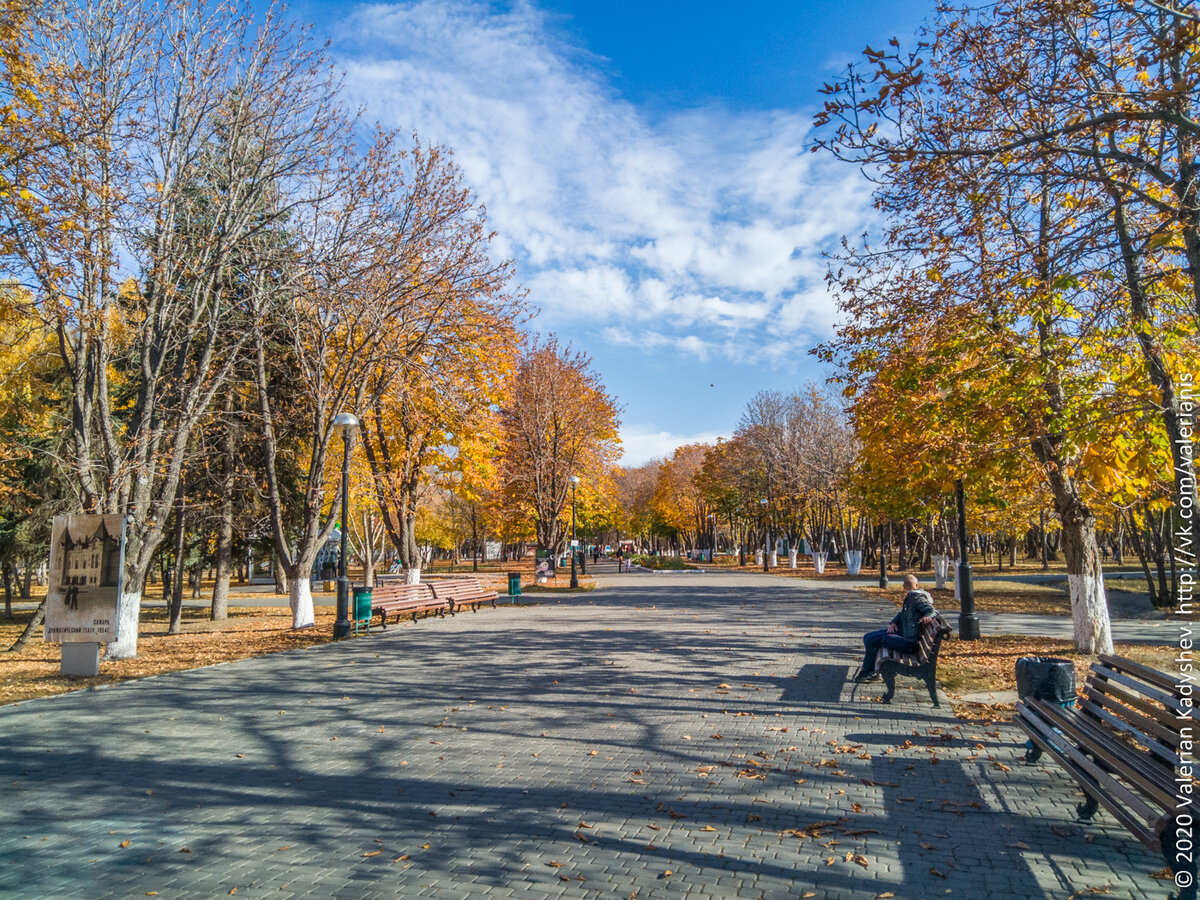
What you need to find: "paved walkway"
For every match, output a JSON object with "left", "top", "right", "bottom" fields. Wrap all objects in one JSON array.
[{"left": 0, "top": 570, "right": 1170, "bottom": 898}]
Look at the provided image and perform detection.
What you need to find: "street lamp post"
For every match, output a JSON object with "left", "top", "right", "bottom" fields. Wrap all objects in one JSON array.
[
  {"left": 332, "top": 412, "right": 360, "bottom": 639},
  {"left": 878, "top": 522, "right": 889, "bottom": 589},
  {"left": 569, "top": 475, "right": 580, "bottom": 589},
  {"left": 708, "top": 513, "right": 716, "bottom": 563},
  {"left": 956, "top": 478, "right": 980, "bottom": 640},
  {"left": 760, "top": 498, "right": 770, "bottom": 573}
]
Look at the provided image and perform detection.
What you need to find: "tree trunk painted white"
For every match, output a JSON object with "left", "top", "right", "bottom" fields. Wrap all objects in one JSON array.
[
  {"left": 812, "top": 552, "right": 828, "bottom": 574},
  {"left": 769, "top": 550, "right": 778, "bottom": 567},
  {"left": 755, "top": 549, "right": 763, "bottom": 565},
  {"left": 404, "top": 567, "right": 421, "bottom": 585},
  {"left": 932, "top": 555, "right": 949, "bottom": 590},
  {"left": 290, "top": 577, "right": 314, "bottom": 629},
  {"left": 1069, "top": 573, "right": 1111, "bottom": 653},
  {"left": 104, "top": 591, "right": 142, "bottom": 660},
  {"left": 788, "top": 549, "right": 798, "bottom": 569},
  {"left": 844, "top": 550, "right": 862, "bottom": 576}
]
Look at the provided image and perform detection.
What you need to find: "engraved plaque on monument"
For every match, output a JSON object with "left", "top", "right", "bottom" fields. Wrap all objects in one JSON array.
[{"left": 44, "top": 514, "right": 127, "bottom": 652}]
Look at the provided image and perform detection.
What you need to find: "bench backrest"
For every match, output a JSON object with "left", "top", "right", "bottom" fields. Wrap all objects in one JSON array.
[
  {"left": 916, "top": 614, "right": 951, "bottom": 664},
  {"left": 369, "top": 583, "right": 436, "bottom": 604},
  {"left": 1081, "top": 654, "right": 1188, "bottom": 767},
  {"left": 428, "top": 579, "right": 495, "bottom": 600}
]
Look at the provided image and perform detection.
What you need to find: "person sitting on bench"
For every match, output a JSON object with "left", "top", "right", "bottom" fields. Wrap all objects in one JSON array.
[{"left": 853, "top": 574, "right": 937, "bottom": 683}]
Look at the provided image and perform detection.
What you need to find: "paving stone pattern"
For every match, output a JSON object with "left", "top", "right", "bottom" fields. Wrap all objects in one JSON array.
[{"left": 0, "top": 568, "right": 1169, "bottom": 899}]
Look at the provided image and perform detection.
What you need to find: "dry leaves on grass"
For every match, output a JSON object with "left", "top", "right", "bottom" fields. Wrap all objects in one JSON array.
[
  {"left": 938, "top": 634, "right": 1176, "bottom": 710},
  {"left": 0, "top": 606, "right": 338, "bottom": 705}
]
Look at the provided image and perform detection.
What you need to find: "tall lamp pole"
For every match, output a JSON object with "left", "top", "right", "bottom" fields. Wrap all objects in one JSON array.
[
  {"left": 569, "top": 475, "right": 580, "bottom": 589},
  {"left": 878, "top": 522, "right": 889, "bottom": 589},
  {"left": 332, "top": 412, "right": 360, "bottom": 639},
  {"left": 760, "top": 498, "right": 770, "bottom": 572},
  {"left": 956, "top": 478, "right": 980, "bottom": 640}
]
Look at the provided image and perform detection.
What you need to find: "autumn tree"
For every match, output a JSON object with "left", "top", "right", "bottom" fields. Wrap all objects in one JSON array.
[
  {"left": 816, "top": 0, "right": 1197, "bottom": 520},
  {"left": 650, "top": 444, "right": 712, "bottom": 553},
  {"left": 612, "top": 460, "right": 661, "bottom": 551},
  {"left": 0, "top": 0, "right": 348, "bottom": 655},
  {"left": 357, "top": 141, "right": 521, "bottom": 585},
  {"left": 498, "top": 339, "right": 621, "bottom": 558}
]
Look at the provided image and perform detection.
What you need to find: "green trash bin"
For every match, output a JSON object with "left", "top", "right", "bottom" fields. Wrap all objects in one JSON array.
[
  {"left": 353, "top": 586, "right": 373, "bottom": 635},
  {"left": 507, "top": 572, "right": 522, "bottom": 598}
]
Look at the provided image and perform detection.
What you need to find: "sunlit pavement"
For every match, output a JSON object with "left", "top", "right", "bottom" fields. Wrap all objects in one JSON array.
[{"left": 0, "top": 569, "right": 1167, "bottom": 898}]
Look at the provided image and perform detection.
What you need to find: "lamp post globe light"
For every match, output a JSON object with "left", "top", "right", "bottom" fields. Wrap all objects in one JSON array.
[
  {"left": 569, "top": 476, "right": 581, "bottom": 589},
  {"left": 332, "top": 412, "right": 360, "bottom": 639}
]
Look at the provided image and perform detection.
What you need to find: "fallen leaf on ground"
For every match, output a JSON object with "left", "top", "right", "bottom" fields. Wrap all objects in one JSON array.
[{"left": 363, "top": 850, "right": 381, "bottom": 857}]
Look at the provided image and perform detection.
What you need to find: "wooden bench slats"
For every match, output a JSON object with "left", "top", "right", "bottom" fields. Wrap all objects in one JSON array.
[
  {"left": 1029, "top": 698, "right": 1177, "bottom": 807},
  {"left": 1082, "top": 678, "right": 1183, "bottom": 739},
  {"left": 1016, "top": 704, "right": 1159, "bottom": 848},
  {"left": 1016, "top": 654, "right": 1194, "bottom": 886},
  {"left": 1092, "top": 666, "right": 1186, "bottom": 715},
  {"left": 1077, "top": 692, "right": 1181, "bottom": 762},
  {"left": 366, "top": 583, "right": 448, "bottom": 629},
  {"left": 877, "top": 614, "right": 951, "bottom": 707},
  {"left": 428, "top": 579, "right": 498, "bottom": 613},
  {"left": 1098, "top": 653, "right": 1181, "bottom": 695}
]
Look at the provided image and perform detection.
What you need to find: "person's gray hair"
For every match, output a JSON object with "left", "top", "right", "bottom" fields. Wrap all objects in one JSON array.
[{"left": 903, "top": 574, "right": 919, "bottom": 589}]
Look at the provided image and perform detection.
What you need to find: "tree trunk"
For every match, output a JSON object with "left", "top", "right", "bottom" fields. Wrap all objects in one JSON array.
[
  {"left": 273, "top": 548, "right": 289, "bottom": 595},
  {"left": 104, "top": 573, "right": 143, "bottom": 660},
  {"left": 19, "top": 561, "right": 31, "bottom": 598},
  {"left": 289, "top": 574, "right": 315, "bottom": 628},
  {"left": 362, "top": 512, "right": 376, "bottom": 588},
  {"left": 211, "top": 485, "right": 233, "bottom": 621},
  {"left": 168, "top": 480, "right": 187, "bottom": 635},
  {"left": 6, "top": 599, "right": 46, "bottom": 652},
  {"left": 2, "top": 562, "right": 12, "bottom": 619},
  {"left": 1040, "top": 510, "right": 1049, "bottom": 570}
]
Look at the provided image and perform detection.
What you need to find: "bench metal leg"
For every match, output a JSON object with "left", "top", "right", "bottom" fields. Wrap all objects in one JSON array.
[
  {"left": 880, "top": 669, "right": 896, "bottom": 704},
  {"left": 1023, "top": 740, "right": 1043, "bottom": 764},
  {"left": 923, "top": 673, "right": 939, "bottom": 707},
  {"left": 1077, "top": 792, "right": 1099, "bottom": 820},
  {"left": 1159, "top": 816, "right": 1199, "bottom": 898}
]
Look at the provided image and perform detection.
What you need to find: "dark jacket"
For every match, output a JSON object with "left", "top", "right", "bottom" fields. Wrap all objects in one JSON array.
[{"left": 891, "top": 590, "right": 936, "bottom": 641}]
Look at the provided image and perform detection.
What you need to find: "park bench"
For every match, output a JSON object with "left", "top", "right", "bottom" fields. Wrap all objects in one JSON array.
[
  {"left": 367, "top": 583, "right": 449, "bottom": 629},
  {"left": 877, "top": 613, "right": 952, "bottom": 707},
  {"left": 1015, "top": 654, "right": 1195, "bottom": 887},
  {"left": 429, "top": 578, "right": 498, "bottom": 614}
]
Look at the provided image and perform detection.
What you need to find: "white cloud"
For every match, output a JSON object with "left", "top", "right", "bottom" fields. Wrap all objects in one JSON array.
[
  {"left": 336, "top": 0, "right": 873, "bottom": 365},
  {"left": 618, "top": 424, "right": 727, "bottom": 467}
]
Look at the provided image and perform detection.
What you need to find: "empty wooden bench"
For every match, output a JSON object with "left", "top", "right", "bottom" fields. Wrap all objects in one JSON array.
[
  {"left": 429, "top": 578, "right": 498, "bottom": 614},
  {"left": 876, "top": 613, "right": 952, "bottom": 707},
  {"left": 1015, "top": 654, "right": 1195, "bottom": 889},
  {"left": 367, "top": 583, "right": 449, "bottom": 630}
]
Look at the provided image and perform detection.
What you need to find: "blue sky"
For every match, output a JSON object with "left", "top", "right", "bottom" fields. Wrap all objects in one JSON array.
[{"left": 288, "top": 0, "right": 931, "bottom": 463}]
